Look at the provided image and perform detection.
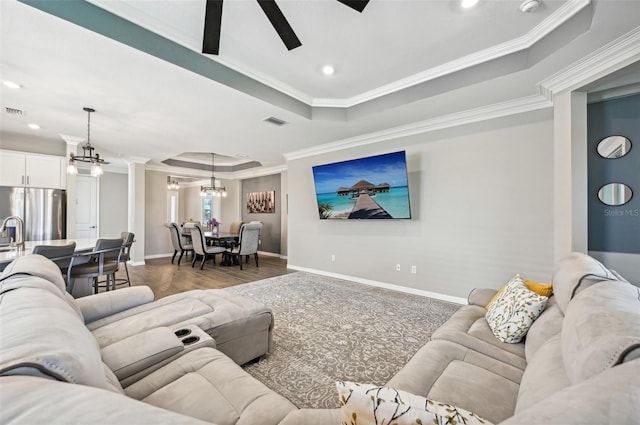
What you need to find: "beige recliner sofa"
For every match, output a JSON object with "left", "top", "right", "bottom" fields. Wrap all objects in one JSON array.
[
  {"left": 282, "top": 252, "right": 640, "bottom": 424},
  {"left": 0, "top": 254, "right": 297, "bottom": 424}
]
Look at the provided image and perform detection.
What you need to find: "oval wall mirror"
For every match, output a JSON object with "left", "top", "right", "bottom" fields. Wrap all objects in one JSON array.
[
  {"left": 597, "top": 135, "right": 632, "bottom": 159},
  {"left": 598, "top": 183, "right": 633, "bottom": 206}
]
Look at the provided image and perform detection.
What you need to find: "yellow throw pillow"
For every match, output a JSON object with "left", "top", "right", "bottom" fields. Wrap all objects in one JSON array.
[
  {"left": 485, "top": 275, "right": 553, "bottom": 310},
  {"left": 485, "top": 286, "right": 506, "bottom": 310},
  {"left": 524, "top": 279, "right": 553, "bottom": 297}
]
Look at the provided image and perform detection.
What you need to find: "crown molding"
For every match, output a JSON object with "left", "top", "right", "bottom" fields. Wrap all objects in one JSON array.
[
  {"left": 285, "top": 95, "right": 551, "bottom": 160},
  {"left": 313, "top": 0, "right": 591, "bottom": 108},
  {"left": 59, "top": 134, "right": 84, "bottom": 145},
  {"left": 538, "top": 26, "right": 640, "bottom": 100}
]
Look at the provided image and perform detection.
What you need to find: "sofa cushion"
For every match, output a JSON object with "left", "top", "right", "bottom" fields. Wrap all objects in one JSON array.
[
  {"left": 0, "top": 258, "right": 84, "bottom": 321},
  {"left": 552, "top": 252, "right": 617, "bottom": 314},
  {"left": 0, "top": 278, "right": 107, "bottom": 389},
  {"left": 485, "top": 276, "right": 548, "bottom": 343},
  {"left": 0, "top": 375, "right": 211, "bottom": 425},
  {"left": 0, "top": 254, "right": 67, "bottom": 295},
  {"left": 431, "top": 305, "right": 527, "bottom": 369},
  {"left": 88, "top": 290, "right": 274, "bottom": 365},
  {"left": 336, "top": 381, "right": 492, "bottom": 425},
  {"left": 515, "top": 334, "right": 570, "bottom": 413},
  {"left": 387, "top": 339, "right": 522, "bottom": 424},
  {"left": 500, "top": 358, "right": 640, "bottom": 425},
  {"left": 523, "top": 296, "right": 563, "bottom": 361},
  {"left": 125, "top": 347, "right": 296, "bottom": 425},
  {"left": 562, "top": 280, "right": 640, "bottom": 384}
]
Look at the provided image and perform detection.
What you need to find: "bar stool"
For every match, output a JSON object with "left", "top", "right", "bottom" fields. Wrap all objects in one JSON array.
[
  {"left": 32, "top": 242, "right": 77, "bottom": 282},
  {"left": 67, "top": 238, "right": 123, "bottom": 297}
]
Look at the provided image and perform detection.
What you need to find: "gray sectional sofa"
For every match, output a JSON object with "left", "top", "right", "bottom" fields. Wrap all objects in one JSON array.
[{"left": 1, "top": 252, "right": 639, "bottom": 424}]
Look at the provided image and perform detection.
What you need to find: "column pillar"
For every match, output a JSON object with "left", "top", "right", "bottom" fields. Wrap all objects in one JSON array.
[
  {"left": 553, "top": 91, "right": 588, "bottom": 261},
  {"left": 127, "top": 160, "right": 147, "bottom": 265},
  {"left": 61, "top": 136, "right": 83, "bottom": 239}
]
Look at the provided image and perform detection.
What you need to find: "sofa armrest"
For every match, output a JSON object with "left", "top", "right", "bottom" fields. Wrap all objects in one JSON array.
[
  {"left": 101, "top": 327, "right": 184, "bottom": 381},
  {"left": 75, "top": 286, "right": 155, "bottom": 324},
  {"left": 467, "top": 288, "right": 498, "bottom": 307}
]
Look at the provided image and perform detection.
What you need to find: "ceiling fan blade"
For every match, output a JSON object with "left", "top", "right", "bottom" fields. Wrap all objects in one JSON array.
[
  {"left": 256, "top": 0, "right": 302, "bottom": 51},
  {"left": 336, "top": 0, "right": 370, "bottom": 13},
  {"left": 203, "top": 0, "right": 224, "bottom": 55}
]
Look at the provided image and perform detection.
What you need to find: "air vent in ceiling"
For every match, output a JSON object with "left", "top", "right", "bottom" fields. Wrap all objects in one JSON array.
[
  {"left": 5, "top": 107, "right": 24, "bottom": 116},
  {"left": 264, "top": 116, "right": 287, "bottom": 126}
]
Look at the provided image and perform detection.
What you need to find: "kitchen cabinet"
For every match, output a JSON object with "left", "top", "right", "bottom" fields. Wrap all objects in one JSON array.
[{"left": 0, "top": 150, "right": 66, "bottom": 189}]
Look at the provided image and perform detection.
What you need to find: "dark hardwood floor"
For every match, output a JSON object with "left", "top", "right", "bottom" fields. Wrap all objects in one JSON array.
[{"left": 120, "top": 254, "right": 292, "bottom": 299}]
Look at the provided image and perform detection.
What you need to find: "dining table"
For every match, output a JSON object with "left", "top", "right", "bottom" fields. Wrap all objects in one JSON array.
[{"left": 181, "top": 230, "right": 240, "bottom": 266}]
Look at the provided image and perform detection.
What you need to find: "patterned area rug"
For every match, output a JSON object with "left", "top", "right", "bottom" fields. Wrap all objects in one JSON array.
[{"left": 225, "top": 272, "right": 461, "bottom": 409}]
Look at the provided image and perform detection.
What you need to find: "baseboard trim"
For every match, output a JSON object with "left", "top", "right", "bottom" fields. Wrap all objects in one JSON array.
[
  {"left": 144, "top": 253, "right": 173, "bottom": 260},
  {"left": 286, "top": 264, "right": 467, "bottom": 305}
]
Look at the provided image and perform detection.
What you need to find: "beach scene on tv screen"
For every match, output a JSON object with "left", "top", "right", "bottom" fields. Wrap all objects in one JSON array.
[{"left": 312, "top": 151, "right": 411, "bottom": 219}]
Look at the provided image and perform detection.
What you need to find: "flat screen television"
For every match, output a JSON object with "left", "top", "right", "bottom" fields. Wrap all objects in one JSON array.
[{"left": 312, "top": 151, "right": 411, "bottom": 220}]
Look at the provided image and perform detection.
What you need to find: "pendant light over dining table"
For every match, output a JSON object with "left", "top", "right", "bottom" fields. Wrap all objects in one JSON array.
[
  {"left": 66, "top": 107, "right": 109, "bottom": 177},
  {"left": 200, "top": 153, "right": 227, "bottom": 197}
]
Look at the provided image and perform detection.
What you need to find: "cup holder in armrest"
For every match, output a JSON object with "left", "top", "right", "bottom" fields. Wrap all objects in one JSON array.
[
  {"left": 182, "top": 336, "right": 200, "bottom": 345},
  {"left": 174, "top": 329, "right": 192, "bottom": 338}
]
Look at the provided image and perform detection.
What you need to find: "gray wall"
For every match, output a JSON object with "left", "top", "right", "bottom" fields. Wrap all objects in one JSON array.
[
  {"left": 242, "top": 174, "right": 282, "bottom": 254},
  {"left": 98, "top": 171, "right": 128, "bottom": 238},
  {"left": 144, "top": 170, "right": 174, "bottom": 257},
  {"left": 587, "top": 94, "right": 640, "bottom": 284},
  {"left": 288, "top": 110, "right": 555, "bottom": 300}
]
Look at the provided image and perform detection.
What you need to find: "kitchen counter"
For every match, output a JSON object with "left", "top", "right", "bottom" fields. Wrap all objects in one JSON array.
[{"left": 0, "top": 238, "right": 97, "bottom": 270}]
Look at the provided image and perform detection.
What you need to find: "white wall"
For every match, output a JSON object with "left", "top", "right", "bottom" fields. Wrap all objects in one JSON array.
[{"left": 287, "top": 110, "right": 555, "bottom": 300}]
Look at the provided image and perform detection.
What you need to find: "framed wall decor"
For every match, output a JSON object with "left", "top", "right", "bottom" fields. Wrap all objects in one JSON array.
[{"left": 247, "top": 190, "right": 275, "bottom": 213}]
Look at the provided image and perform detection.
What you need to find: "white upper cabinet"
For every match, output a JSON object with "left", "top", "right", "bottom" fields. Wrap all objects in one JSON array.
[{"left": 0, "top": 151, "right": 65, "bottom": 189}]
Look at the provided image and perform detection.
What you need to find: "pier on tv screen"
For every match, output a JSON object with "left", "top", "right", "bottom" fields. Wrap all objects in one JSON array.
[{"left": 312, "top": 151, "right": 411, "bottom": 220}]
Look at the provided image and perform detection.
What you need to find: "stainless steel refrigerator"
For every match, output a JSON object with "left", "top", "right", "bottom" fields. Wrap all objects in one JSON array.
[{"left": 0, "top": 186, "right": 66, "bottom": 245}]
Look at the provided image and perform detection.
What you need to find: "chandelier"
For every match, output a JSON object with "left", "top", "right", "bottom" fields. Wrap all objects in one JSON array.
[
  {"left": 66, "top": 107, "right": 109, "bottom": 177},
  {"left": 167, "top": 176, "right": 179, "bottom": 190},
  {"left": 200, "top": 153, "right": 227, "bottom": 197}
]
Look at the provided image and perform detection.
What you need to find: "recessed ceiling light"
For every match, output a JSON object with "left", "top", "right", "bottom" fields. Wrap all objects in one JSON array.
[
  {"left": 520, "top": 0, "right": 540, "bottom": 12},
  {"left": 3, "top": 81, "right": 22, "bottom": 89},
  {"left": 28, "top": 123, "right": 40, "bottom": 130},
  {"left": 461, "top": 0, "right": 478, "bottom": 8},
  {"left": 321, "top": 65, "right": 335, "bottom": 76}
]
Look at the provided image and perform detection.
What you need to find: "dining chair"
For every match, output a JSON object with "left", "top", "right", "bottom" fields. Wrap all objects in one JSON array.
[
  {"left": 114, "top": 231, "right": 135, "bottom": 287},
  {"left": 225, "top": 222, "right": 262, "bottom": 270},
  {"left": 190, "top": 224, "right": 226, "bottom": 270},
  {"left": 32, "top": 242, "right": 77, "bottom": 282},
  {"left": 165, "top": 223, "right": 193, "bottom": 265},
  {"left": 67, "top": 238, "right": 123, "bottom": 297}
]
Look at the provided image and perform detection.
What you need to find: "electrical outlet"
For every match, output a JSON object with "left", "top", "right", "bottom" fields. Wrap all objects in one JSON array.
[
  {"left": 411, "top": 265, "right": 417, "bottom": 274},
  {"left": 331, "top": 254, "right": 336, "bottom": 262},
  {"left": 395, "top": 264, "right": 401, "bottom": 272}
]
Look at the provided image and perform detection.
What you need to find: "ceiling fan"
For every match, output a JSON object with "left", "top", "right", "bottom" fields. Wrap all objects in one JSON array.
[{"left": 202, "top": 0, "right": 370, "bottom": 55}]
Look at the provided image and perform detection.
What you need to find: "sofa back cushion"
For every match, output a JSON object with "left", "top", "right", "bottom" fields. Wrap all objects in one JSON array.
[
  {"left": 0, "top": 255, "right": 84, "bottom": 321},
  {"left": 552, "top": 252, "right": 617, "bottom": 314},
  {"left": 0, "top": 254, "right": 67, "bottom": 293},
  {"left": 516, "top": 334, "right": 570, "bottom": 413},
  {"left": 562, "top": 280, "right": 640, "bottom": 384},
  {"left": 0, "top": 276, "right": 108, "bottom": 389},
  {"left": 524, "top": 297, "right": 563, "bottom": 361}
]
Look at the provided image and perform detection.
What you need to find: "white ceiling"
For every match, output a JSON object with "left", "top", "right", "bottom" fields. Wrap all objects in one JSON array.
[{"left": 1, "top": 0, "right": 639, "bottom": 179}]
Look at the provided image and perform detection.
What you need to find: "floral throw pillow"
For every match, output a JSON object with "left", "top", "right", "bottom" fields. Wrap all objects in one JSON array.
[
  {"left": 485, "top": 275, "right": 548, "bottom": 343},
  {"left": 336, "top": 381, "right": 492, "bottom": 425}
]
